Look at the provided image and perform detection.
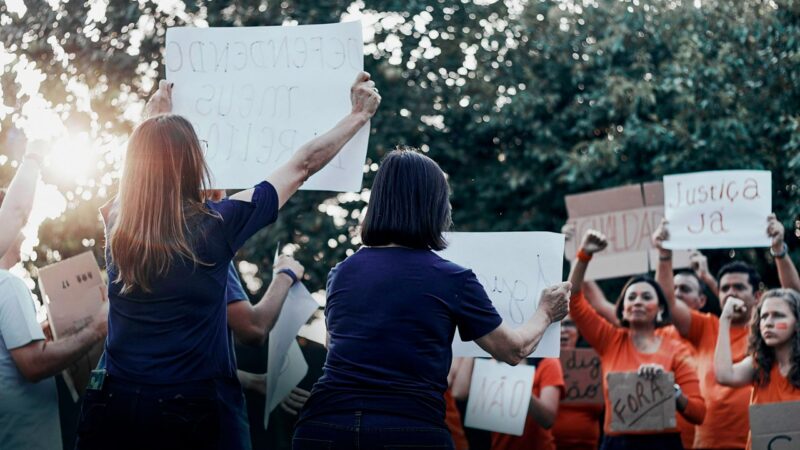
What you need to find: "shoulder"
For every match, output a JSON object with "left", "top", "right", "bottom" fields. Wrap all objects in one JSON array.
[
  {"left": 0, "top": 270, "right": 29, "bottom": 295},
  {"left": 536, "top": 358, "right": 566, "bottom": 386}
]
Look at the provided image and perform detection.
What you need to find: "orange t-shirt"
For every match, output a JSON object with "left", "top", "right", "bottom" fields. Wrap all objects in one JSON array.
[
  {"left": 570, "top": 291, "right": 706, "bottom": 436},
  {"left": 686, "top": 310, "right": 752, "bottom": 449},
  {"left": 746, "top": 364, "right": 800, "bottom": 450},
  {"left": 444, "top": 389, "right": 469, "bottom": 450},
  {"left": 551, "top": 402, "right": 603, "bottom": 450},
  {"left": 657, "top": 325, "right": 698, "bottom": 449},
  {"left": 490, "top": 358, "right": 565, "bottom": 450}
]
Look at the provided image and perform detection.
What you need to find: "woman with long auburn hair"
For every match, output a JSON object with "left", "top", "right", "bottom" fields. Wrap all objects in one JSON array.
[
  {"left": 75, "top": 75, "right": 380, "bottom": 450},
  {"left": 714, "top": 288, "right": 800, "bottom": 450}
]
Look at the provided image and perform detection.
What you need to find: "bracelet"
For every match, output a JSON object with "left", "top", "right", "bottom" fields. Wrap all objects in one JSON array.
[
  {"left": 576, "top": 249, "right": 593, "bottom": 262},
  {"left": 770, "top": 242, "right": 788, "bottom": 259},
  {"left": 23, "top": 153, "right": 44, "bottom": 168},
  {"left": 275, "top": 268, "right": 299, "bottom": 284},
  {"left": 659, "top": 252, "right": 673, "bottom": 261}
]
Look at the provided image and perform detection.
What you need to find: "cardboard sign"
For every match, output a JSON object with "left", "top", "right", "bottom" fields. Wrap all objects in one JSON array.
[
  {"left": 464, "top": 358, "right": 536, "bottom": 436},
  {"left": 166, "top": 21, "right": 369, "bottom": 191},
  {"left": 264, "top": 271, "right": 319, "bottom": 429},
  {"left": 37, "top": 252, "right": 105, "bottom": 402},
  {"left": 560, "top": 348, "right": 603, "bottom": 405},
  {"left": 266, "top": 339, "right": 308, "bottom": 422},
  {"left": 438, "top": 232, "right": 564, "bottom": 358},
  {"left": 750, "top": 401, "right": 800, "bottom": 450},
  {"left": 663, "top": 170, "right": 772, "bottom": 249},
  {"left": 565, "top": 182, "right": 691, "bottom": 280},
  {"left": 607, "top": 371, "right": 676, "bottom": 432}
]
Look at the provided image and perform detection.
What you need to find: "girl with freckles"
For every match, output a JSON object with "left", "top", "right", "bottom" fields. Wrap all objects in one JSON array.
[
  {"left": 568, "top": 229, "right": 706, "bottom": 450},
  {"left": 714, "top": 289, "right": 800, "bottom": 450}
]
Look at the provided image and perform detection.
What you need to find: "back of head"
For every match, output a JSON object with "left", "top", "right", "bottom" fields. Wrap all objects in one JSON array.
[
  {"left": 360, "top": 147, "right": 452, "bottom": 251},
  {"left": 717, "top": 261, "right": 761, "bottom": 291},
  {"left": 110, "top": 114, "right": 213, "bottom": 293}
]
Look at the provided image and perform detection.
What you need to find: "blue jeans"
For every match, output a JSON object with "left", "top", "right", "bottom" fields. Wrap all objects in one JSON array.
[
  {"left": 293, "top": 411, "right": 455, "bottom": 450},
  {"left": 75, "top": 376, "right": 221, "bottom": 450}
]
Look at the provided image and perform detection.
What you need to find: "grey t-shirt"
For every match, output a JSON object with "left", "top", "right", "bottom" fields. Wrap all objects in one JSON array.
[{"left": 0, "top": 269, "right": 62, "bottom": 450}]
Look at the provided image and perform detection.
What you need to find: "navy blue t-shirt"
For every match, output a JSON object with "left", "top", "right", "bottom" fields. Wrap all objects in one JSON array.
[
  {"left": 300, "top": 247, "right": 502, "bottom": 427},
  {"left": 102, "top": 181, "right": 278, "bottom": 384}
]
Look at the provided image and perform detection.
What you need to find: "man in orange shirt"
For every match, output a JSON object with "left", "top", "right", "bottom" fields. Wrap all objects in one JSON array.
[{"left": 654, "top": 227, "right": 763, "bottom": 450}]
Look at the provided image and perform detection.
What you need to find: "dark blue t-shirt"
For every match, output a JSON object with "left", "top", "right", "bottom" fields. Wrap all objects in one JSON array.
[
  {"left": 300, "top": 247, "right": 502, "bottom": 427},
  {"left": 102, "top": 181, "right": 278, "bottom": 384}
]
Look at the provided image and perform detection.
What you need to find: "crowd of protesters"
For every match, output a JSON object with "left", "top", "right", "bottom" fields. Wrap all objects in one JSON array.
[{"left": 0, "top": 73, "right": 798, "bottom": 450}]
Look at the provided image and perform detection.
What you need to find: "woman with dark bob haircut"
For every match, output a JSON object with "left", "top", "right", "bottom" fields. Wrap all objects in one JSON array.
[
  {"left": 566, "top": 229, "right": 706, "bottom": 450},
  {"left": 293, "top": 147, "right": 571, "bottom": 450}
]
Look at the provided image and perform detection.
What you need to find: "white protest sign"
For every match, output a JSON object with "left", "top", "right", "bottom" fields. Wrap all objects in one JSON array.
[
  {"left": 38, "top": 252, "right": 105, "bottom": 402},
  {"left": 264, "top": 263, "right": 319, "bottom": 429},
  {"left": 266, "top": 339, "right": 308, "bottom": 418},
  {"left": 166, "top": 21, "right": 369, "bottom": 191},
  {"left": 464, "top": 358, "right": 535, "bottom": 436},
  {"left": 663, "top": 170, "right": 771, "bottom": 249},
  {"left": 438, "top": 232, "right": 564, "bottom": 358}
]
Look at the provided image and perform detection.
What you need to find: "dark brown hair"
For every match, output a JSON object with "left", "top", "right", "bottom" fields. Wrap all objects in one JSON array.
[
  {"left": 615, "top": 275, "right": 671, "bottom": 328},
  {"left": 749, "top": 288, "right": 800, "bottom": 389}
]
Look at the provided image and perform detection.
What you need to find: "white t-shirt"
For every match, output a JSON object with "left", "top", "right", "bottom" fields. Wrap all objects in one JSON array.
[{"left": 0, "top": 269, "right": 62, "bottom": 450}]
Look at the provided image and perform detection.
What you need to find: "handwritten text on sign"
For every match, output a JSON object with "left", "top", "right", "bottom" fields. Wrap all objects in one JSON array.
[
  {"left": 166, "top": 21, "right": 369, "bottom": 191},
  {"left": 38, "top": 252, "right": 105, "bottom": 402},
  {"left": 438, "top": 232, "right": 565, "bottom": 358},
  {"left": 749, "top": 401, "right": 800, "bottom": 450},
  {"left": 464, "top": 358, "right": 535, "bottom": 436},
  {"left": 560, "top": 348, "right": 603, "bottom": 405},
  {"left": 608, "top": 372, "right": 676, "bottom": 432},
  {"left": 663, "top": 171, "right": 771, "bottom": 249}
]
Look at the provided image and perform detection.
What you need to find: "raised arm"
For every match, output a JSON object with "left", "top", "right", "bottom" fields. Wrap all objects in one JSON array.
[
  {"left": 714, "top": 298, "right": 756, "bottom": 387},
  {"left": 767, "top": 213, "right": 800, "bottom": 291},
  {"left": 690, "top": 251, "right": 719, "bottom": 298},
  {"left": 475, "top": 282, "right": 571, "bottom": 366},
  {"left": 529, "top": 385, "right": 561, "bottom": 429},
  {"left": 0, "top": 142, "right": 45, "bottom": 255},
  {"left": 583, "top": 280, "right": 619, "bottom": 326},
  {"left": 653, "top": 219, "right": 692, "bottom": 337},
  {"left": 567, "top": 230, "right": 621, "bottom": 353},
  {"left": 245, "top": 72, "right": 380, "bottom": 208},
  {"left": 228, "top": 255, "right": 304, "bottom": 346}
]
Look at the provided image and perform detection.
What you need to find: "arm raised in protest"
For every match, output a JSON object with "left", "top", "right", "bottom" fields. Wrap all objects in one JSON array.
[
  {"left": 652, "top": 219, "right": 693, "bottom": 337},
  {"left": 0, "top": 140, "right": 46, "bottom": 256},
  {"left": 714, "top": 297, "right": 755, "bottom": 387},
  {"left": 475, "top": 282, "right": 571, "bottom": 366},
  {"left": 562, "top": 222, "right": 618, "bottom": 326},
  {"left": 231, "top": 71, "right": 380, "bottom": 207},
  {"left": 767, "top": 213, "right": 800, "bottom": 292},
  {"left": 228, "top": 255, "right": 305, "bottom": 346}
]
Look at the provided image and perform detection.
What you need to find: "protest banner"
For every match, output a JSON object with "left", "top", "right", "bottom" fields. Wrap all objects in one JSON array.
[
  {"left": 560, "top": 348, "right": 603, "bottom": 405},
  {"left": 264, "top": 256, "right": 319, "bottom": 429},
  {"left": 266, "top": 339, "right": 308, "bottom": 417},
  {"left": 37, "top": 252, "right": 105, "bottom": 402},
  {"left": 607, "top": 372, "right": 676, "bottom": 432},
  {"left": 166, "top": 21, "right": 369, "bottom": 191},
  {"left": 464, "top": 358, "right": 536, "bottom": 436},
  {"left": 565, "top": 182, "right": 690, "bottom": 280},
  {"left": 663, "top": 170, "right": 772, "bottom": 249},
  {"left": 438, "top": 232, "right": 564, "bottom": 358},
  {"left": 749, "top": 401, "right": 800, "bottom": 450}
]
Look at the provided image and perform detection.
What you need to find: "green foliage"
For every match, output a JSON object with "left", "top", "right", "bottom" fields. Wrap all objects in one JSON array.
[{"left": 1, "top": 0, "right": 798, "bottom": 296}]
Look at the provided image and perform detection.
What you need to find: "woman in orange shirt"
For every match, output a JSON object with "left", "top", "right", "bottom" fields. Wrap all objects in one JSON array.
[
  {"left": 714, "top": 288, "right": 800, "bottom": 450},
  {"left": 570, "top": 230, "right": 705, "bottom": 450}
]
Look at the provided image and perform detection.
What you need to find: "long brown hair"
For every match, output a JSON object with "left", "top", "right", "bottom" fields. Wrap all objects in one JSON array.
[
  {"left": 110, "top": 114, "right": 215, "bottom": 293},
  {"left": 749, "top": 288, "right": 800, "bottom": 389}
]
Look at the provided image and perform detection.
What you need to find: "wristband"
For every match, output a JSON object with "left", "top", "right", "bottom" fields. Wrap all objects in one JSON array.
[
  {"left": 673, "top": 383, "right": 683, "bottom": 399},
  {"left": 770, "top": 242, "right": 788, "bottom": 259},
  {"left": 576, "top": 249, "right": 593, "bottom": 262},
  {"left": 659, "top": 252, "right": 673, "bottom": 261},
  {"left": 276, "top": 268, "right": 299, "bottom": 284}
]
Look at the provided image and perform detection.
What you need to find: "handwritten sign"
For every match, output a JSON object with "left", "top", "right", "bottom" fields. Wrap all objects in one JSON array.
[
  {"left": 464, "top": 358, "right": 535, "bottom": 436},
  {"left": 264, "top": 268, "right": 319, "bottom": 429},
  {"left": 37, "top": 252, "right": 105, "bottom": 402},
  {"left": 438, "top": 232, "right": 564, "bottom": 358},
  {"left": 565, "top": 182, "right": 691, "bottom": 280},
  {"left": 560, "top": 348, "right": 603, "bottom": 405},
  {"left": 166, "top": 21, "right": 369, "bottom": 191},
  {"left": 663, "top": 170, "right": 772, "bottom": 249},
  {"left": 750, "top": 401, "right": 800, "bottom": 450},
  {"left": 266, "top": 339, "right": 308, "bottom": 427},
  {"left": 608, "top": 372, "right": 676, "bottom": 432}
]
